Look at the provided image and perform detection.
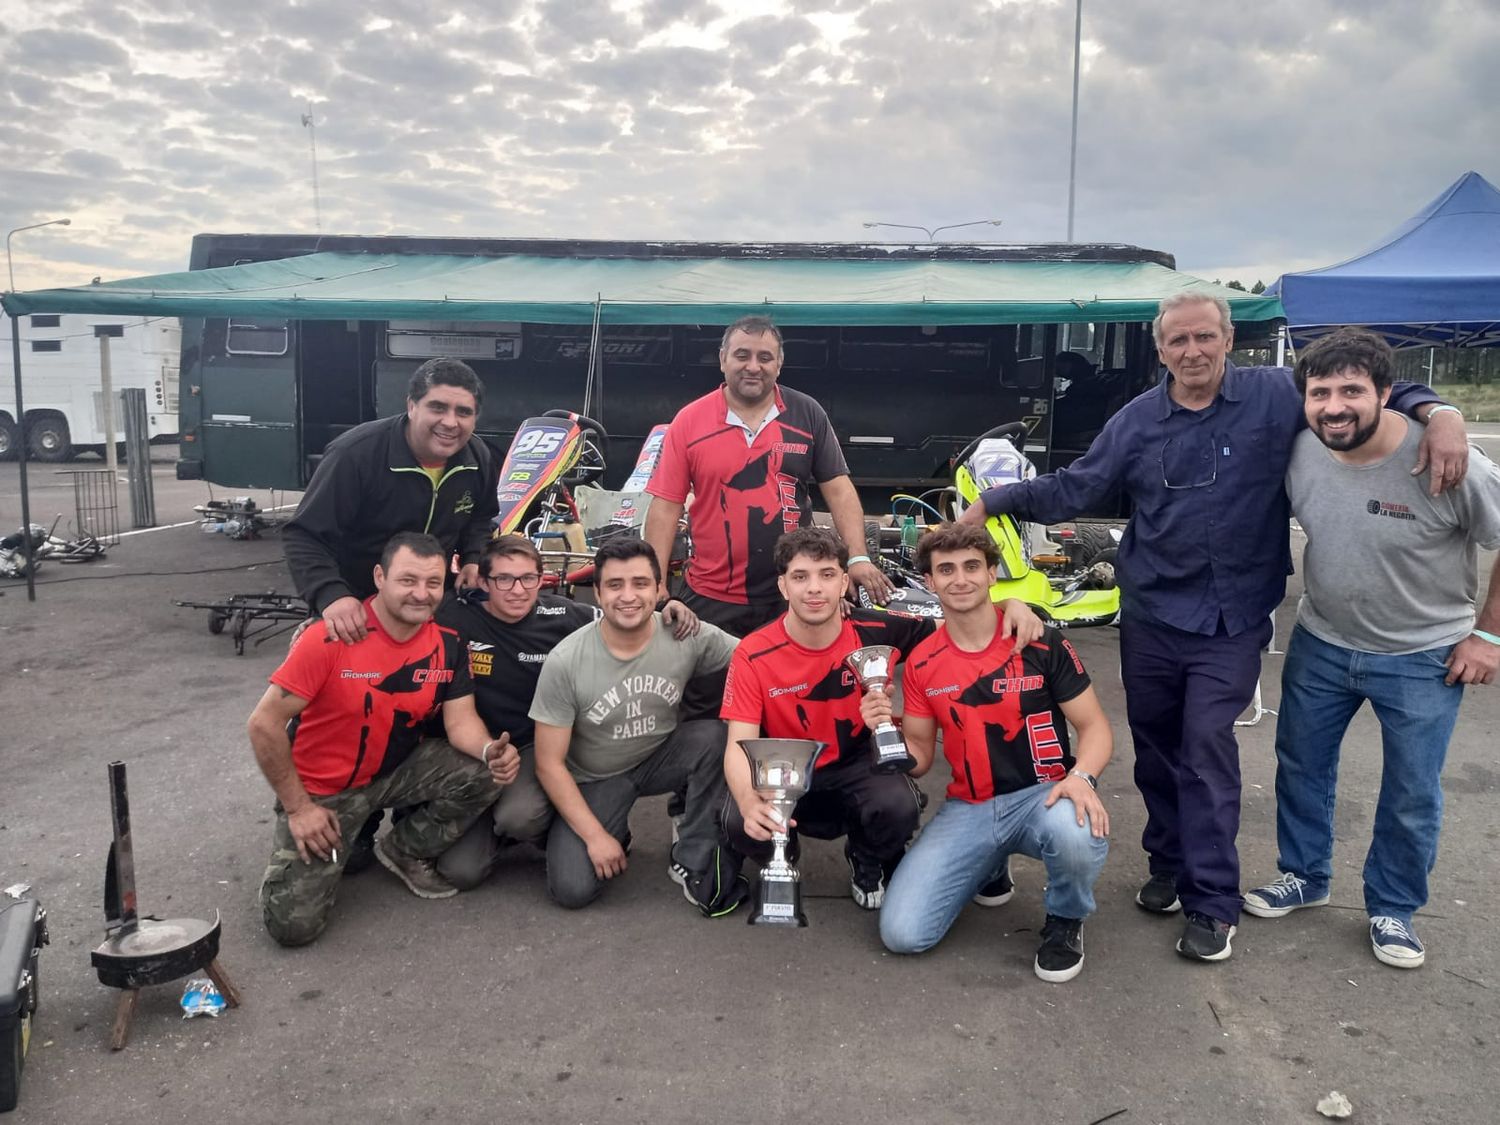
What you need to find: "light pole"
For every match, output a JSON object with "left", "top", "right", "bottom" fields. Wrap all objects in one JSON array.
[
  {"left": 1066, "top": 0, "right": 1082, "bottom": 242},
  {"left": 6, "top": 218, "right": 71, "bottom": 293},
  {"left": 301, "top": 108, "right": 323, "bottom": 232},
  {"left": 861, "top": 219, "right": 1003, "bottom": 242}
]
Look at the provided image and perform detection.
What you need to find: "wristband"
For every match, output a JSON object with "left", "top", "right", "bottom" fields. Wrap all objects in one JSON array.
[
  {"left": 481, "top": 740, "right": 496, "bottom": 764},
  {"left": 1473, "top": 628, "right": 1500, "bottom": 647},
  {"left": 1426, "top": 404, "right": 1462, "bottom": 420},
  {"left": 846, "top": 554, "right": 872, "bottom": 566}
]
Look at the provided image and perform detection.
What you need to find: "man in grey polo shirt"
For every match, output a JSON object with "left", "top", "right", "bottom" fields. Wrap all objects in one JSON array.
[
  {"left": 531, "top": 537, "right": 745, "bottom": 916},
  {"left": 1244, "top": 329, "right": 1500, "bottom": 970}
]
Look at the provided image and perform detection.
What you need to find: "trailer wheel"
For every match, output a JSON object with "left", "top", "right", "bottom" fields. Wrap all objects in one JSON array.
[
  {"left": 0, "top": 414, "right": 17, "bottom": 461},
  {"left": 209, "top": 610, "right": 229, "bottom": 635},
  {"left": 25, "top": 412, "right": 73, "bottom": 462}
]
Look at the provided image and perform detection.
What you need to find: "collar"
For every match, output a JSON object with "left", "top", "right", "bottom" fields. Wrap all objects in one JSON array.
[
  {"left": 721, "top": 383, "right": 787, "bottom": 421},
  {"left": 1153, "top": 361, "right": 1243, "bottom": 421}
]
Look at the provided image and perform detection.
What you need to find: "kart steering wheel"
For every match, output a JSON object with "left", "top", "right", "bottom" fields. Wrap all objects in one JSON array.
[{"left": 544, "top": 410, "right": 609, "bottom": 484}]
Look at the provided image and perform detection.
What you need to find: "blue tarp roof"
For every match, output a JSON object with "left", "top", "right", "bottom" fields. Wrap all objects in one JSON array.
[{"left": 1268, "top": 171, "right": 1500, "bottom": 347}]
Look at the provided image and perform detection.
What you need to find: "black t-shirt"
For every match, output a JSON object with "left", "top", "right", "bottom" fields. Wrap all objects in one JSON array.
[{"left": 433, "top": 592, "right": 598, "bottom": 746}]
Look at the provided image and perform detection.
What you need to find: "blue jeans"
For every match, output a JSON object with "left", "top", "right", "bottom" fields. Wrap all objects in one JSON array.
[
  {"left": 880, "top": 783, "right": 1108, "bottom": 954},
  {"left": 1274, "top": 625, "right": 1463, "bottom": 924}
]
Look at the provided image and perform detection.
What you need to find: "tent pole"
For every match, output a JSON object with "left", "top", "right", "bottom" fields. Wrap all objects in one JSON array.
[
  {"left": 582, "top": 297, "right": 602, "bottom": 419},
  {"left": 9, "top": 313, "right": 37, "bottom": 601}
]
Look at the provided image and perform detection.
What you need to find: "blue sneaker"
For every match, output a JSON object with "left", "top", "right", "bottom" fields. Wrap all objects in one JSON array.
[
  {"left": 1370, "top": 916, "right": 1425, "bottom": 969},
  {"left": 1243, "top": 872, "right": 1330, "bottom": 918}
]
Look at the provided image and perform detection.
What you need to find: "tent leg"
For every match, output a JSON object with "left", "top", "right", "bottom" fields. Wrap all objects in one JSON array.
[{"left": 9, "top": 313, "right": 36, "bottom": 602}]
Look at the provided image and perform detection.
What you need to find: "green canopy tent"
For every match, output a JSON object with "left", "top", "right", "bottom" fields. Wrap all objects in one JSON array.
[{"left": 3, "top": 245, "right": 1284, "bottom": 600}]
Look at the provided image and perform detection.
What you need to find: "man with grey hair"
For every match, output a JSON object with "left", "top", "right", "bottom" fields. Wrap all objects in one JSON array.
[
  {"left": 961, "top": 292, "right": 1470, "bottom": 962},
  {"left": 644, "top": 315, "right": 892, "bottom": 637}
]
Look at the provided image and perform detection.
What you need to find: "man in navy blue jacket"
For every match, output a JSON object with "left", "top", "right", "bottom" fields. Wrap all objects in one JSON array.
[{"left": 962, "top": 293, "right": 1469, "bottom": 962}]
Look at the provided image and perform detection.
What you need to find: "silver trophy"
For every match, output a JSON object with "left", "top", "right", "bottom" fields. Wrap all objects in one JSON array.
[
  {"left": 845, "top": 645, "right": 916, "bottom": 774},
  {"left": 739, "top": 738, "right": 825, "bottom": 927}
]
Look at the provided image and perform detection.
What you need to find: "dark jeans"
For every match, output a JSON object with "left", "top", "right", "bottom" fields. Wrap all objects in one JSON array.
[
  {"left": 1119, "top": 610, "right": 1271, "bottom": 925},
  {"left": 546, "top": 719, "right": 737, "bottom": 909},
  {"left": 724, "top": 752, "right": 923, "bottom": 873}
]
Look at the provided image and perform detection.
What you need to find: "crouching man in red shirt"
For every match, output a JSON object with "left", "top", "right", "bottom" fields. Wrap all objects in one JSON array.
[
  {"left": 248, "top": 531, "right": 520, "bottom": 946},
  {"left": 879, "top": 523, "right": 1113, "bottom": 983}
]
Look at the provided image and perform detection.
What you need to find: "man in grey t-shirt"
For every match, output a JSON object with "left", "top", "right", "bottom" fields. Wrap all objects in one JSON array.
[
  {"left": 531, "top": 538, "right": 746, "bottom": 915},
  {"left": 1244, "top": 330, "right": 1500, "bottom": 971}
]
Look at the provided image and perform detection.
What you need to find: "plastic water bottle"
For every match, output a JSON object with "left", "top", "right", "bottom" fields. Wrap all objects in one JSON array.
[{"left": 899, "top": 515, "right": 919, "bottom": 565}]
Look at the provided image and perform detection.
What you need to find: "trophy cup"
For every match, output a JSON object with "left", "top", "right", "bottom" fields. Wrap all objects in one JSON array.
[
  {"left": 739, "top": 738, "right": 824, "bottom": 927},
  {"left": 845, "top": 645, "right": 916, "bottom": 773}
]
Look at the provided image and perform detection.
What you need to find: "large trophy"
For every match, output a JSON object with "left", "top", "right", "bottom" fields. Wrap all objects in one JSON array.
[
  {"left": 739, "top": 738, "right": 825, "bottom": 927},
  {"left": 845, "top": 645, "right": 916, "bottom": 773}
]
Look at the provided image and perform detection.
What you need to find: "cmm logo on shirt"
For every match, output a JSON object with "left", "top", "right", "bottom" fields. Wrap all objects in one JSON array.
[{"left": 454, "top": 490, "right": 475, "bottom": 514}]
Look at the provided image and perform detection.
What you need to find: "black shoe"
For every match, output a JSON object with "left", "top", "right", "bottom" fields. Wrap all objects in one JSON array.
[
  {"left": 1034, "top": 915, "right": 1085, "bottom": 983},
  {"left": 1135, "top": 871, "right": 1181, "bottom": 914},
  {"left": 670, "top": 847, "right": 750, "bottom": 918},
  {"left": 845, "top": 845, "right": 887, "bottom": 910},
  {"left": 973, "top": 858, "right": 1015, "bottom": 907},
  {"left": 1176, "top": 910, "right": 1236, "bottom": 961}
]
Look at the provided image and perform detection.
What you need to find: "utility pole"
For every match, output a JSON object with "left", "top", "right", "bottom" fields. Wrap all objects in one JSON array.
[
  {"left": 301, "top": 107, "right": 323, "bottom": 232},
  {"left": 1066, "top": 0, "right": 1082, "bottom": 242}
]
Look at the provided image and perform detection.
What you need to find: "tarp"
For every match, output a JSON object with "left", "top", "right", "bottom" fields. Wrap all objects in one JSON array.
[
  {"left": 1268, "top": 171, "right": 1500, "bottom": 347},
  {"left": 3, "top": 251, "right": 1282, "bottom": 327}
]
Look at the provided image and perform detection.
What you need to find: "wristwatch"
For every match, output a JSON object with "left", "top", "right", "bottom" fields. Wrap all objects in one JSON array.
[{"left": 1069, "top": 768, "right": 1098, "bottom": 791}]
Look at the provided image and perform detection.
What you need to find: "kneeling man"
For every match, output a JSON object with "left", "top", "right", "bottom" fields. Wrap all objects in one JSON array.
[
  {"left": 249, "top": 532, "right": 519, "bottom": 946},
  {"left": 880, "top": 523, "right": 1112, "bottom": 982},
  {"left": 531, "top": 538, "right": 745, "bottom": 915}
]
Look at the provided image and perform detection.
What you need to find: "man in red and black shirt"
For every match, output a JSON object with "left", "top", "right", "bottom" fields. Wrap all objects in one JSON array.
[
  {"left": 248, "top": 532, "right": 519, "bottom": 946},
  {"left": 644, "top": 316, "right": 894, "bottom": 638},
  {"left": 878, "top": 523, "right": 1113, "bottom": 983},
  {"left": 722, "top": 526, "right": 1042, "bottom": 909}
]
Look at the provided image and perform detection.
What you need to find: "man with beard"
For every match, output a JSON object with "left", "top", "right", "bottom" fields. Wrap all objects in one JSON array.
[
  {"left": 644, "top": 316, "right": 892, "bottom": 637},
  {"left": 721, "top": 526, "right": 1043, "bottom": 909},
  {"left": 248, "top": 532, "right": 519, "bottom": 946},
  {"left": 959, "top": 292, "right": 1470, "bottom": 962},
  {"left": 1243, "top": 329, "right": 1500, "bottom": 970},
  {"left": 530, "top": 538, "right": 745, "bottom": 915}
]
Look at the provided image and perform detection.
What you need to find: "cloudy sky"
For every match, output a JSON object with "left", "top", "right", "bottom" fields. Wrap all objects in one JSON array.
[{"left": 2, "top": 0, "right": 1495, "bottom": 293}]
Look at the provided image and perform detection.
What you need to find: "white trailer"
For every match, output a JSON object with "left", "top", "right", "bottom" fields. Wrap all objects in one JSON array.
[{"left": 1, "top": 313, "right": 181, "bottom": 461}]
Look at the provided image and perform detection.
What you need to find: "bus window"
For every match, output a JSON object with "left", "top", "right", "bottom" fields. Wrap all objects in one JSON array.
[{"left": 226, "top": 318, "right": 289, "bottom": 356}]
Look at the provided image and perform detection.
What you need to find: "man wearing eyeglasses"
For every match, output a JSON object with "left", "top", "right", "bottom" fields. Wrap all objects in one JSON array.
[{"left": 960, "top": 292, "right": 1470, "bottom": 962}]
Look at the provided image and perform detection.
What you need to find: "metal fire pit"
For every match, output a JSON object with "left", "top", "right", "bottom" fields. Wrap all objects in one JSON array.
[{"left": 89, "top": 762, "right": 241, "bottom": 1049}]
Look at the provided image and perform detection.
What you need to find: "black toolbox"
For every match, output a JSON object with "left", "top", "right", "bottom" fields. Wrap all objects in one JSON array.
[{"left": 0, "top": 892, "right": 48, "bottom": 1114}]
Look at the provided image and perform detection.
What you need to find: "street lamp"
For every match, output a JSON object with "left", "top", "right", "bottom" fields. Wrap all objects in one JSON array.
[
  {"left": 862, "top": 219, "right": 1003, "bottom": 242},
  {"left": 6, "top": 218, "right": 71, "bottom": 292},
  {"left": 1066, "top": 0, "right": 1083, "bottom": 242}
]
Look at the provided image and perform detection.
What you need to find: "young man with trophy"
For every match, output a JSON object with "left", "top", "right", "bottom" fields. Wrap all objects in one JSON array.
[
  {"left": 879, "top": 524, "right": 1112, "bottom": 983},
  {"left": 721, "top": 527, "right": 1042, "bottom": 913}
]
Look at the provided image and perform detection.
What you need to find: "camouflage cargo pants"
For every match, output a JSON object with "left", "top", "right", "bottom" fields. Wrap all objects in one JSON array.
[{"left": 260, "top": 737, "right": 499, "bottom": 947}]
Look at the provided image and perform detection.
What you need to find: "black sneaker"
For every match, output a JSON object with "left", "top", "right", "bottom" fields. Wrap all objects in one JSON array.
[
  {"left": 1034, "top": 915, "right": 1085, "bottom": 983},
  {"left": 1176, "top": 910, "right": 1236, "bottom": 961},
  {"left": 669, "top": 847, "right": 750, "bottom": 918},
  {"left": 343, "top": 836, "right": 377, "bottom": 875},
  {"left": 1135, "top": 871, "right": 1181, "bottom": 914},
  {"left": 846, "top": 846, "right": 887, "bottom": 910},
  {"left": 973, "top": 859, "right": 1015, "bottom": 907}
]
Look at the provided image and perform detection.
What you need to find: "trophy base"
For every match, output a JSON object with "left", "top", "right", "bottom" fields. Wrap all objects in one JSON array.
[
  {"left": 872, "top": 727, "right": 916, "bottom": 774},
  {"left": 749, "top": 876, "right": 806, "bottom": 927}
]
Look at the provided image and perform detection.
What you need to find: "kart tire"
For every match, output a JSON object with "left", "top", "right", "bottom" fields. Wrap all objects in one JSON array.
[
  {"left": 1069, "top": 523, "right": 1116, "bottom": 565},
  {"left": 209, "top": 610, "right": 229, "bottom": 635},
  {"left": 1082, "top": 547, "right": 1118, "bottom": 589}
]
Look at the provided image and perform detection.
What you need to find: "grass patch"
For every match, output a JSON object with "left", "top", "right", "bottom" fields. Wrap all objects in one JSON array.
[{"left": 1432, "top": 383, "right": 1500, "bottom": 422}]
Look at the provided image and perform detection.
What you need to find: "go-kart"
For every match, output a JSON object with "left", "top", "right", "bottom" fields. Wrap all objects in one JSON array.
[{"left": 863, "top": 422, "right": 1121, "bottom": 628}]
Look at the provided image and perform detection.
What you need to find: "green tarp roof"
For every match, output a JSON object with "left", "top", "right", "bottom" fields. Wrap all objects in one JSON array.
[{"left": 3, "top": 251, "right": 1284, "bottom": 326}]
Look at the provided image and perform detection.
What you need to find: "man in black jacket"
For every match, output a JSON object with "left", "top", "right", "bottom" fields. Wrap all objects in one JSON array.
[{"left": 284, "top": 358, "right": 500, "bottom": 645}]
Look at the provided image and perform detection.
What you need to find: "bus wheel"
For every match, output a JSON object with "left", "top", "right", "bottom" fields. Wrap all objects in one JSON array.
[
  {"left": 25, "top": 412, "right": 72, "bottom": 462},
  {"left": 0, "top": 415, "right": 17, "bottom": 461}
]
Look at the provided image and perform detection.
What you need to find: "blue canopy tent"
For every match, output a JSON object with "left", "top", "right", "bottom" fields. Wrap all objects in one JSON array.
[{"left": 1268, "top": 171, "right": 1500, "bottom": 348}]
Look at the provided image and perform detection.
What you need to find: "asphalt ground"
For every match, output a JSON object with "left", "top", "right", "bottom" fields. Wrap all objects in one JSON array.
[{"left": 1, "top": 446, "right": 1498, "bottom": 1125}]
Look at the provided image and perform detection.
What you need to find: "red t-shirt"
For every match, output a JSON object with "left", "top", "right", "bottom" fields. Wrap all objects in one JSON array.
[
  {"left": 721, "top": 610, "right": 933, "bottom": 768},
  {"left": 270, "top": 600, "right": 473, "bottom": 796},
  {"left": 903, "top": 618, "right": 1091, "bottom": 803},
  {"left": 647, "top": 384, "right": 848, "bottom": 604}
]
